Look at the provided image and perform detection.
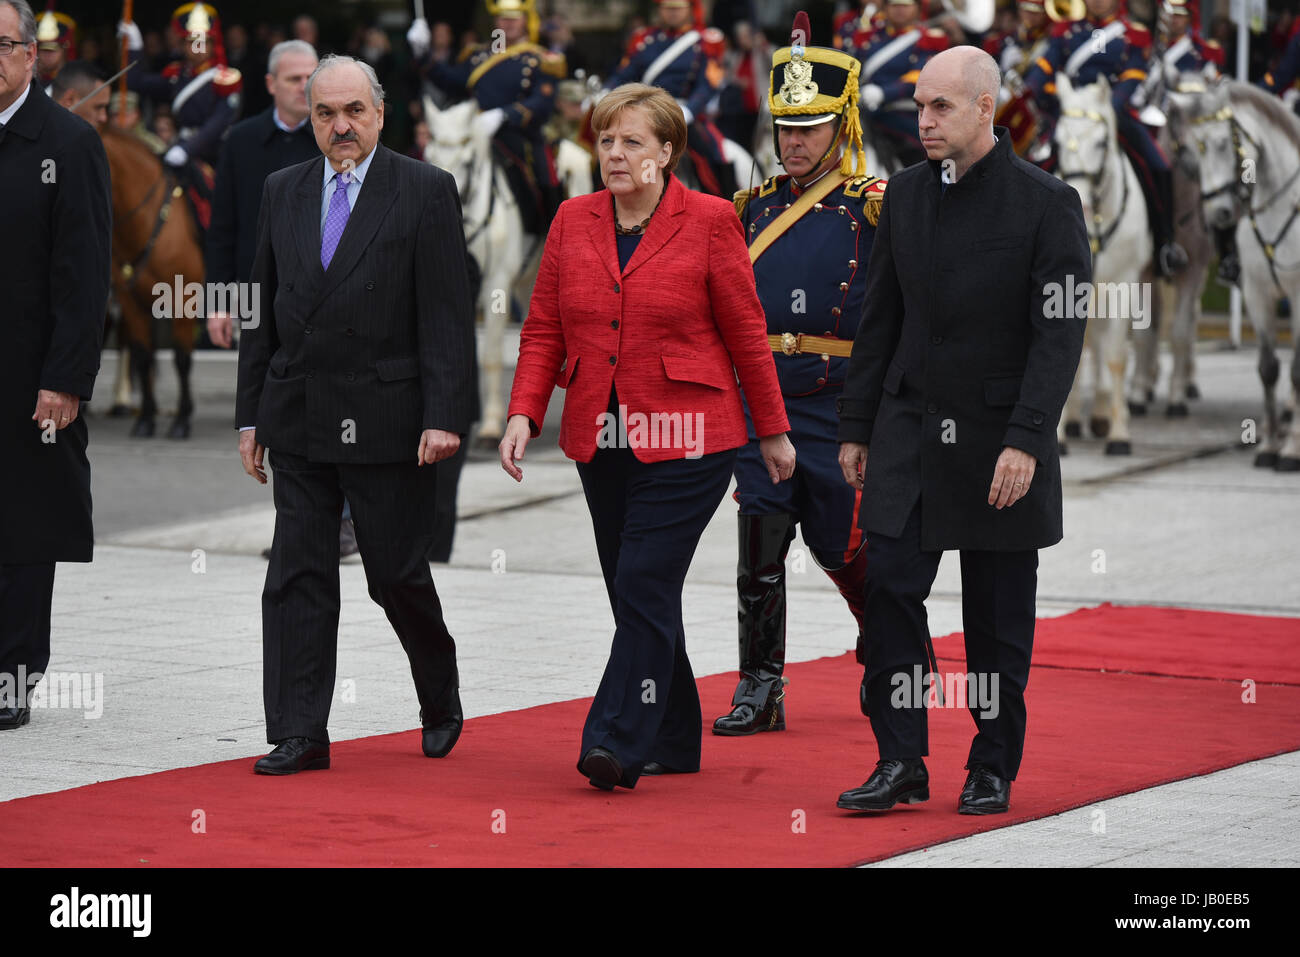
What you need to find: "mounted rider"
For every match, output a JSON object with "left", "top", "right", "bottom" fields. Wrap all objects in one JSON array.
[
  {"left": 1024, "top": 0, "right": 1189, "bottom": 277},
  {"left": 118, "top": 3, "right": 242, "bottom": 231},
  {"left": 719, "top": 11, "right": 886, "bottom": 736},
  {"left": 853, "top": 0, "right": 950, "bottom": 168},
  {"left": 603, "top": 0, "right": 735, "bottom": 197},
  {"left": 409, "top": 0, "right": 565, "bottom": 236},
  {"left": 987, "top": 1, "right": 1054, "bottom": 163}
]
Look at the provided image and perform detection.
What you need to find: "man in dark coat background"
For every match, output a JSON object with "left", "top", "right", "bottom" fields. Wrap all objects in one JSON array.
[
  {"left": 836, "top": 46, "right": 1089, "bottom": 815},
  {"left": 0, "top": 0, "right": 111, "bottom": 730}
]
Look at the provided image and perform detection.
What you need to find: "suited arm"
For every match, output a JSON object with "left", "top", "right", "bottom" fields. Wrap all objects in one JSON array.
[
  {"left": 837, "top": 189, "right": 903, "bottom": 444},
  {"left": 205, "top": 135, "right": 239, "bottom": 283},
  {"left": 40, "top": 125, "right": 111, "bottom": 401},
  {"left": 235, "top": 178, "right": 281, "bottom": 429},
  {"left": 707, "top": 204, "right": 789, "bottom": 438},
  {"left": 416, "top": 170, "right": 477, "bottom": 435},
  {"left": 507, "top": 203, "right": 567, "bottom": 436},
  {"left": 1002, "top": 187, "right": 1089, "bottom": 463}
]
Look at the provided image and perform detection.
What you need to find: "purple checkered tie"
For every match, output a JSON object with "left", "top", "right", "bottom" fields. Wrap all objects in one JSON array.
[{"left": 320, "top": 170, "right": 354, "bottom": 270}]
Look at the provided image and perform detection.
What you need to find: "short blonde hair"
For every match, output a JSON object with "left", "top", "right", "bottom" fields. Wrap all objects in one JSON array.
[{"left": 590, "top": 82, "right": 688, "bottom": 173}]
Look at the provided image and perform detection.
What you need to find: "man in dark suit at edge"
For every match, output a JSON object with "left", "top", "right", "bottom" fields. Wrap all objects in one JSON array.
[
  {"left": 836, "top": 46, "right": 1089, "bottom": 814},
  {"left": 236, "top": 54, "right": 476, "bottom": 774}
]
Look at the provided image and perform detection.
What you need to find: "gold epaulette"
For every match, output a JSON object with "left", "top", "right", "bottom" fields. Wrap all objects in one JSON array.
[
  {"left": 758, "top": 174, "right": 782, "bottom": 198},
  {"left": 733, "top": 186, "right": 758, "bottom": 218},
  {"left": 540, "top": 50, "right": 567, "bottom": 78},
  {"left": 842, "top": 175, "right": 887, "bottom": 226}
]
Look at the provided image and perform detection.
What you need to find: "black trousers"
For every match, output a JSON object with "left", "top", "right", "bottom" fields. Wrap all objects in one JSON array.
[
  {"left": 575, "top": 444, "right": 737, "bottom": 787},
  {"left": 861, "top": 502, "right": 1039, "bottom": 781},
  {"left": 427, "top": 441, "right": 467, "bottom": 564},
  {"left": 0, "top": 562, "right": 55, "bottom": 708},
  {"left": 263, "top": 449, "right": 459, "bottom": 745}
]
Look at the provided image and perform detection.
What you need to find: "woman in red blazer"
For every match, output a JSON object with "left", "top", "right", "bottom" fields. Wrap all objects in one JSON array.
[{"left": 500, "top": 84, "right": 795, "bottom": 791}]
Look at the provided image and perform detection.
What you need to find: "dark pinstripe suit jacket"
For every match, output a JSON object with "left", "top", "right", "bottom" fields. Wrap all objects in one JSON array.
[{"left": 236, "top": 144, "right": 476, "bottom": 463}]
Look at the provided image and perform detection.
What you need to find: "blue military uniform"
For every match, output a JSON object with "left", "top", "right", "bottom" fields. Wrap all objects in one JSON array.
[
  {"left": 127, "top": 54, "right": 241, "bottom": 166},
  {"left": 713, "top": 13, "right": 885, "bottom": 736},
  {"left": 734, "top": 171, "right": 883, "bottom": 560},
  {"left": 1025, "top": 9, "right": 1186, "bottom": 275},
  {"left": 855, "top": 16, "right": 948, "bottom": 167},
  {"left": 1263, "top": 20, "right": 1300, "bottom": 96},
  {"left": 422, "top": 37, "right": 565, "bottom": 234},
  {"left": 606, "top": 20, "right": 734, "bottom": 196},
  {"left": 125, "top": 3, "right": 241, "bottom": 232}
]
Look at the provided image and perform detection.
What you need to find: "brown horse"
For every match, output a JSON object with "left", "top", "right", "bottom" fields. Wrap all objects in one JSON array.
[{"left": 99, "top": 125, "right": 202, "bottom": 438}]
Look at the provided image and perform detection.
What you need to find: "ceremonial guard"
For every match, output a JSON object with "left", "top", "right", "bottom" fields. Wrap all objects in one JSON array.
[
  {"left": 603, "top": 0, "right": 735, "bottom": 196},
  {"left": 1023, "top": 0, "right": 1187, "bottom": 276},
  {"left": 834, "top": 1, "right": 880, "bottom": 57},
  {"left": 854, "top": 0, "right": 949, "bottom": 167},
  {"left": 34, "top": 3, "right": 73, "bottom": 93},
  {"left": 119, "top": 2, "right": 241, "bottom": 227},
  {"left": 987, "top": 1, "right": 1053, "bottom": 162},
  {"left": 715, "top": 13, "right": 885, "bottom": 736},
  {"left": 1156, "top": 0, "right": 1221, "bottom": 81},
  {"left": 984, "top": 0, "right": 1049, "bottom": 75},
  {"left": 409, "top": 0, "right": 565, "bottom": 235},
  {"left": 1263, "top": 16, "right": 1300, "bottom": 101}
]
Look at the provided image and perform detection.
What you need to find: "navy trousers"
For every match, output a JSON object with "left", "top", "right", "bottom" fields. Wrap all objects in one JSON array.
[
  {"left": 575, "top": 444, "right": 737, "bottom": 787},
  {"left": 862, "top": 502, "right": 1039, "bottom": 781}
]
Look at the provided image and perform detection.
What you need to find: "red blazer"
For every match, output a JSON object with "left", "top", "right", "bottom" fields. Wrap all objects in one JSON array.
[{"left": 508, "top": 174, "right": 789, "bottom": 463}]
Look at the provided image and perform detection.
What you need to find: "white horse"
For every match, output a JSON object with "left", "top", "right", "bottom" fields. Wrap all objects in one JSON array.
[
  {"left": 1171, "top": 78, "right": 1300, "bottom": 470},
  {"left": 1130, "top": 89, "right": 1214, "bottom": 418},
  {"left": 553, "top": 137, "right": 594, "bottom": 199},
  {"left": 423, "top": 97, "right": 530, "bottom": 447},
  {"left": 1054, "top": 74, "right": 1153, "bottom": 455}
]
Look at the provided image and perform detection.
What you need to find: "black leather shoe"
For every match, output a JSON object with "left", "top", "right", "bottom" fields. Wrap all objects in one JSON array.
[
  {"left": 958, "top": 765, "right": 1010, "bottom": 815},
  {"left": 421, "top": 717, "right": 462, "bottom": 758},
  {"left": 0, "top": 706, "right": 31, "bottom": 730},
  {"left": 580, "top": 746, "right": 624, "bottom": 790},
  {"left": 837, "top": 758, "right": 929, "bottom": 811},
  {"left": 420, "top": 694, "right": 463, "bottom": 757},
  {"left": 713, "top": 691, "right": 786, "bottom": 735},
  {"left": 254, "top": 737, "right": 330, "bottom": 775}
]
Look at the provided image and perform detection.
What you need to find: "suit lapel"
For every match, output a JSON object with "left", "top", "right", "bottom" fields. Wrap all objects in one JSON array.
[
  {"left": 620, "top": 174, "right": 684, "bottom": 278},
  {"left": 587, "top": 189, "right": 621, "bottom": 284},
  {"left": 292, "top": 155, "right": 326, "bottom": 286}
]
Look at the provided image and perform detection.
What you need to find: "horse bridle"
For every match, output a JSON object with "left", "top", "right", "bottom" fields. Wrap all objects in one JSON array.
[
  {"left": 118, "top": 168, "right": 183, "bottom": 288},
  {"left": 1188, "top": 103, "right": 1300, "bottom": 292},
  {"left": 1058, "top": 107, "right": 1129, "bottom": 257}
]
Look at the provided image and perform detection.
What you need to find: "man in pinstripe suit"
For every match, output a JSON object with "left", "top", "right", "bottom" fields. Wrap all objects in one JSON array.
[{"left": 236, "top": 55, "right": 477, "bottom": 774}]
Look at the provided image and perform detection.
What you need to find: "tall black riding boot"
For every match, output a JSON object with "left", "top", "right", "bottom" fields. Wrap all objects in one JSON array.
[
  {"left": 1214, "top": 225, "right": 1241, "bottom": 285},
  {"left": 1153, "top": 166, "right": 1188, "bottom": 277},
  {"left": 713, "top": 512, "right": 795, "bottom": 735}
]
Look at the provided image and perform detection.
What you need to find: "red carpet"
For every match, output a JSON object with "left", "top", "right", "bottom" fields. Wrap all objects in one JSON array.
[{"left": 1, "top": 604, "right": 1297, "bottom": 867}]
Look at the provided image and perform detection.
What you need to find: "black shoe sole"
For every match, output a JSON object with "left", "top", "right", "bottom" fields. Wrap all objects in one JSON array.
[
  {"left": 581, "top": 750, "right": 623, "bottom": 790},
  {"left": 0, "top": 713, "right": 31, "bottom": 731},
  {"left": 254, "top": 756, "right": 330, "bottom": 775},
  {"left": 837, "top": 786, "right": 930, "bottom": 812},
  {"left": 958, "top": 802, "right": 1008, "bottom": 815},
  {"left": 711, "top": 720, "right": 786, "bottom": 736}
]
